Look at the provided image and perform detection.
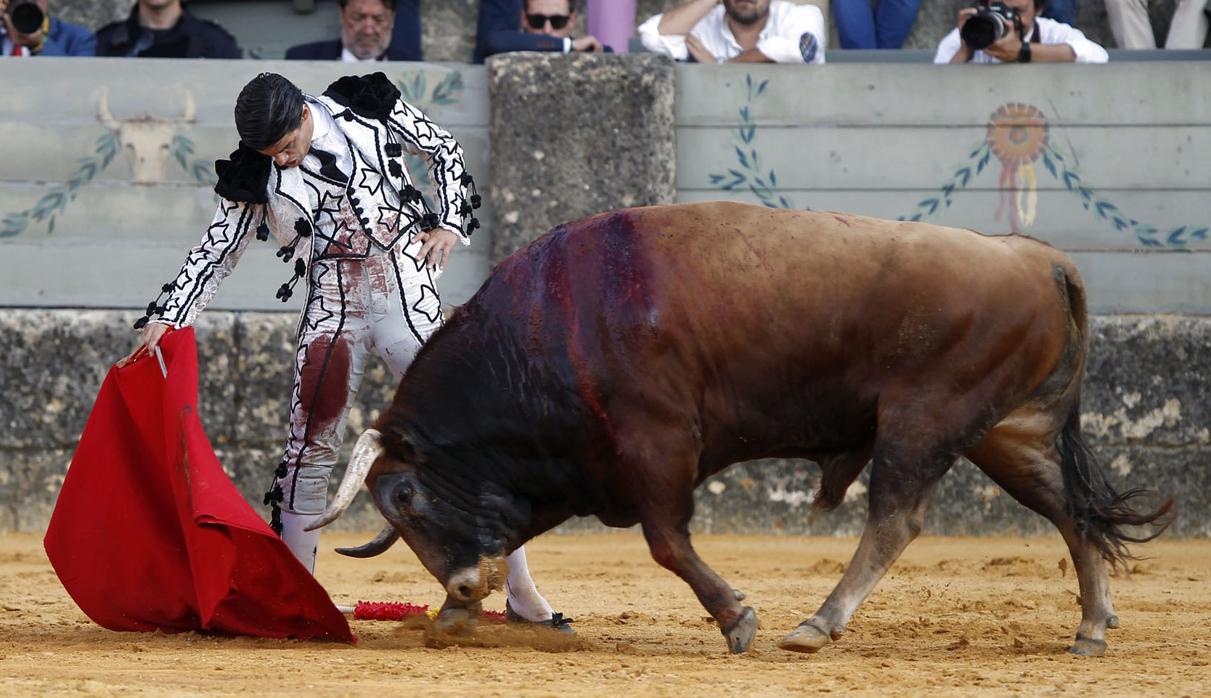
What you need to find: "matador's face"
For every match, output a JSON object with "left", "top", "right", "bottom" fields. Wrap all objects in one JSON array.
[{"left": 257, "top": 103, "right": 315, "bottom": 170}]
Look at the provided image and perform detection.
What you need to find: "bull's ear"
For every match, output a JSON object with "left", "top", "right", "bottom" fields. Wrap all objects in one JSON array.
[{"left": 379, "top": 425, "right": 422, "bottom": 465}]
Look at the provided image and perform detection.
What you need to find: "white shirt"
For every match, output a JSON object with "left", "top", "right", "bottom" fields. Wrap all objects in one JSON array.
[
  {"left": 639, "top": 1, "right": 826, "bottom": 65},
  {"left": 2, "top": 36, "right": 30, "bottom": 57},
  {"left": 934, "top": 17, "right": 1109, "bottom": 64},
  {"left": 340, "top": 47, "right": 383, "bottom": 63}
]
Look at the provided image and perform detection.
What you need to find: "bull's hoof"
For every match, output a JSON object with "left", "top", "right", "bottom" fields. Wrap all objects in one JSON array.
[
  {"left": 434, "top": 603, "right": 481, "bottom": 636},
  {"left": 1068, "top": 635, "right": 1107, "bottom": 657},
  {"left": 778, "top": 619, "right": 833, "bottom": 654},
  {"left": 1106, "top": 615, "right": 1121, "bottom": 629},
  {"left": 721, "top": 607, "right": 758, "bottom": 654}
]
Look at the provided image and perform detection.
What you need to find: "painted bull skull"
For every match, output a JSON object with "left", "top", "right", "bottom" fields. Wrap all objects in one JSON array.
[{"left": 97, "top": 89, "right": 196, "bottom": 185}]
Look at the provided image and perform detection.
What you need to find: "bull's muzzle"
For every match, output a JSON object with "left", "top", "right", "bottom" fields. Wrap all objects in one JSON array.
[{"left": 444, "top": 555, "right": 508, "bottom": 603}]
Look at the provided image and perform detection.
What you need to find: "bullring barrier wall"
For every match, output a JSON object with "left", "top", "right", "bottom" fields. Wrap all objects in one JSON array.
[{"left": 1, "top": 56, "right": 1206, "bottom": 537}]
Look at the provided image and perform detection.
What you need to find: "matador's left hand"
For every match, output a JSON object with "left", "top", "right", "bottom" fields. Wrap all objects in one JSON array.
[{"left": 414, "top": 226, "right": 460, "bottom": 272}]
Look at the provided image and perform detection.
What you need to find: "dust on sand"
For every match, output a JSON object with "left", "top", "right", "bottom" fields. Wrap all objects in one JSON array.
[{"left": 1, "top": 533, "right": 1208, "bottom": 696}]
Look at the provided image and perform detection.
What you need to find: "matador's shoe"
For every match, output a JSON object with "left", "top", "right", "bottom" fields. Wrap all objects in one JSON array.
[{"left": 505, "top": 600, "right": 576, "bottom": 635}]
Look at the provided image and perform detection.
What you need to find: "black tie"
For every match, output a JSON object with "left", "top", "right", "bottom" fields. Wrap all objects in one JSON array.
[{"left": 311, "top": 147, "right": 348, "bottom": 184}]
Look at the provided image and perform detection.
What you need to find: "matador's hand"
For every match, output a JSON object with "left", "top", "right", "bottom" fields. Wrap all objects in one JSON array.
[
  {"left": 413, "top": 227, "right": 461, "bottom": 272},
  {"left": 117, "top": 322, "right": 170, "bottom": 368}
]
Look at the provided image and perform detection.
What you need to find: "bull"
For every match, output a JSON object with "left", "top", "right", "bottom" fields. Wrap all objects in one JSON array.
[{"left": 310, "top": 202, "right": 1170, "bottom": 656}]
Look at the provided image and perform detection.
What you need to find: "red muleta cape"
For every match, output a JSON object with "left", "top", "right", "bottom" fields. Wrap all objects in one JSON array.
[{"left": 43, "top": 328, "right": 353, "bottom": 642}]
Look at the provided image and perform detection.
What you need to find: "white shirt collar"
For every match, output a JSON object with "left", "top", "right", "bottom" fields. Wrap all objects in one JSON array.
[
  {"left": 340, "top": 47, "right": 383, "bottom": 63},
  {"left": 306, "top": 98, "right": 332, "bottom": 143}
]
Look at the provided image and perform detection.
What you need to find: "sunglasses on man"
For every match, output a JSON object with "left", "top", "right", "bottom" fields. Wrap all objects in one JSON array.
[{"left": 526, "top": 13, "right": 571, "bottom": 30}]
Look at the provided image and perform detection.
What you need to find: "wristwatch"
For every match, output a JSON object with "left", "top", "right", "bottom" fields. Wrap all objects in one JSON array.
[{"left": 1018, "top": 42, "right": 1031, "bottom": 63}]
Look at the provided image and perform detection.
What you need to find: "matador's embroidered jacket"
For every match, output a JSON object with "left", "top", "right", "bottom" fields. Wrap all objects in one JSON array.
[{"left": 136, "top": 73, "right": 481, "bottom": 331}]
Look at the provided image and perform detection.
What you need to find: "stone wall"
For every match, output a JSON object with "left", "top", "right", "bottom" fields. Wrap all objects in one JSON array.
[
  {"left": 2, "top": 311, "right": 1206, "bottom": 537},
  {"left": 486, "top": 52, "right": 677, "bottom": 263}
]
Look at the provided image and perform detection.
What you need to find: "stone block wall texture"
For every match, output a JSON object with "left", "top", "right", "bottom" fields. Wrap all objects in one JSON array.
[
  {"left": 2, "top": 311, "right": 1207, "bottom": 538},
  {"left": 486, "top": 52, "right": 677, "bottom": 264}
]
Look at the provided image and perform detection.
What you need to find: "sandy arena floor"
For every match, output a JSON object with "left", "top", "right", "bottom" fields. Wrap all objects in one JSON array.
[{"left": 1, "top": 532, "right": 1208, "bottom": 696}]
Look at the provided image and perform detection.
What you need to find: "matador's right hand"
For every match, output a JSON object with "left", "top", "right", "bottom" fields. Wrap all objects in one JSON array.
[{"left": 117, "top": 323, "right": 170, "bottom": 368}]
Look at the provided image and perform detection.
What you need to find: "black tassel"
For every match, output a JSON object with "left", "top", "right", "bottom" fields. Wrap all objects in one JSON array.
[
  {"left": 422, "top": 212, "right": 439, "bottom": 229},
  {"left": 458, "top": 202, "right": 472, "bottom": 217},
  {"left": 256, "top": 221, "right": 270, "bottom": 241},
  {"left": 385, "top": 142, "right": 402, "bottom": 158},
  {"left": 276, "top": 245, "right": 293, "bottom": 261},
  {"left": 274, "top": 464, "right": 288, "bottom": 478},
  {"left": 471, "top": 194, "right": 482, "bottom": 209},
  {"left": 468, "top": 217, "right": 481, "bottom": 232},
  {"left": 133, "top": 316, "right": 149, "bottom": 330},
  {"left": 160, "top": 282, "right": 175, "bottom": 293},
  {"left": 294, "top": 218, "right": 312, "bottom": 237},
  {"left": 276, "top": 283, "right": 293, "bottom": 302},
  {"left": 388, "top": 160, "right": 403, "bottom": 179},
  {"left": 294, "top": 259, "right": 306, "bottom": 277}
]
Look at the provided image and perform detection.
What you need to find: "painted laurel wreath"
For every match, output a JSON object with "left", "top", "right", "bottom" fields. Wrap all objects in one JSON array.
[
  {"left": 711, "top": 75, "right": 1204, "bottom": 248},
  {"left": 0, "top": 70, "right": 465, "bottom": 240}
]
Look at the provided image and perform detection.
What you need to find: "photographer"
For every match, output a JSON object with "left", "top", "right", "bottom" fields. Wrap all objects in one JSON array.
[
  {"left": 1, "top": 0, "right": 95, "bottom": 56},
  {"left": 934, "top": 0, "right": 1108, "bottom": 64}
]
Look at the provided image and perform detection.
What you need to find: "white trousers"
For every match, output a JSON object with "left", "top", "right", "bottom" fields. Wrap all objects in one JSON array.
[{"left": 269, "top": 252, "right": 554, "bottom": 621}]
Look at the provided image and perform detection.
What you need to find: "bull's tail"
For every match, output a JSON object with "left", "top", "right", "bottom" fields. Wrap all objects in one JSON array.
[
  {"left": 1056, "top": 405, "right": 1173, "bottom": 565},
  {"left": 1053, "top": 265, "right": 1173, "bottom": 564}
]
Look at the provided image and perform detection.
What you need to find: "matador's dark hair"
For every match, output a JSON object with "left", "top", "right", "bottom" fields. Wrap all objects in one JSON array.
[{"left": 233, "top": 72, "right": 305, "bottom": 150}]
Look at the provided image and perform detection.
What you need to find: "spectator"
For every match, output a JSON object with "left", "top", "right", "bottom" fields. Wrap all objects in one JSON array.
[
  {"left": 0, "top": 0, "right": 95, "bottom": 56},
  {"left": 1105, "top": 0, "right": 1209, "bottom": 49},
  {"left": 934, "top": 0, "right": 1108, "bottom": 64},
  {"left": 1040, "top": 0, "right": 1075, "bottom": 25},
  {"left": 834, "top": 0, "right": 921, "bottom": 50},
  {"left": 95, "top": 0, "right": 241, "bottom": 58},
  {"left": 638, "top": 0, "right": 826, "bottom": 64},
  {"left": 474, "top": 0, "right": 604, "bottom": 63},
  {"left": 286, "top": 0, "right": 420, "bottom": 61}
]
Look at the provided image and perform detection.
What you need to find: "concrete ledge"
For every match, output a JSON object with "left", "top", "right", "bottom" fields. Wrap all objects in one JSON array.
[{"left": 1, "top": 310, "right": 1206, "bottom": 535}]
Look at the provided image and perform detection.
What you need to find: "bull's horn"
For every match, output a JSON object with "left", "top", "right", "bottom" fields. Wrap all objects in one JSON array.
[
  {"left": 304, "top": 428, "right": 383, "bottom": 531},
  {"left": 335, "top": 525, "right": 399, "bottom": 558},
  {"left": 181, "top": 90, "right": 196, "bottom": 122},
  {"left": 97, "top": 89, "right": 118, "bottom": 131}
]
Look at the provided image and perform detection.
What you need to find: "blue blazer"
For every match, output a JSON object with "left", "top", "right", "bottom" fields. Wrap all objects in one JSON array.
[{"left": 40, "top": 16, "right": 96, "bottom": 56}]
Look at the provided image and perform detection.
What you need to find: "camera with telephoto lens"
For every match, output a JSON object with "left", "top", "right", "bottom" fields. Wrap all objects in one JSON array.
[
  {"left": 7, "top": 0, "right": 46, "bottom": 35},
  {"left": 960, "top": 0, "right": 1022, "bottom": 51}
]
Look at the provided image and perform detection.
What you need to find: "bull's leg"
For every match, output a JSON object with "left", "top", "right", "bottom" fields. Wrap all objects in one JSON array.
[
  {"left": 641, "top": 503, "right": 757, "bottom": 653},
  {"left": 966, "top": 417, "right": 1117, "bottom": 656},
  {"left": 780, "top": 447, "right": 955, "bottom": 653}
]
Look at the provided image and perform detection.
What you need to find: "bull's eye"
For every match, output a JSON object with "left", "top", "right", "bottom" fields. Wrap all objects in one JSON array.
[{"left": 395, "top": 482, "right": 414, "bottom": 508}]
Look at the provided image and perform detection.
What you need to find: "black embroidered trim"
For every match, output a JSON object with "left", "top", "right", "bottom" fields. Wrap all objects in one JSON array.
[
  {"left": 214, "top": 144, "right": 271, "bottom": 204},
  {"left": 133, "top": 281, "right": 176, "bottom": 329},
  {"left": 275, "top": 258, "right": 307, "bottom": 302},
  {"left": 263, "top": 472, "right": 285, "bottom": 535},
  {"left": 323, "top": 72, "right": 401, "bottom": 122}
]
